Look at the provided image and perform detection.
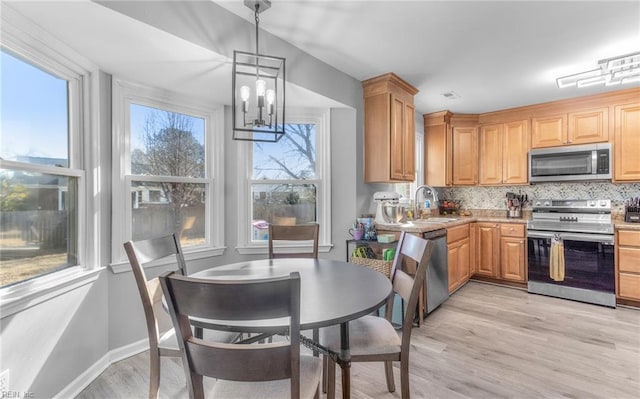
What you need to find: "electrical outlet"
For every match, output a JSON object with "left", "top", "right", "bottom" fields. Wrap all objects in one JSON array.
[{"left": 0, "top": 369, "right": 9, "bottom": 393}]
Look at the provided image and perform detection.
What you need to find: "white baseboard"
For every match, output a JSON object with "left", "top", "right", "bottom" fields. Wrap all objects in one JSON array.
[{"left": 54, "top": 339, "right": 149, "bottom": 399}]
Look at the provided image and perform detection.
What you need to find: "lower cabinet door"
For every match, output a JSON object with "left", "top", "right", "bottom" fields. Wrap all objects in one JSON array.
[
  {"left": 477, "top": 224, "right": 499, "bottom": 277},
  {"left": 500, "top": 236, "right": 526, "bottom": 282},
  {"left": 447, "top": 238, "right": 470, "bottom": 293}
]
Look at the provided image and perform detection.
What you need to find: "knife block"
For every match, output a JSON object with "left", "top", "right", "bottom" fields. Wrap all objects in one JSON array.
[{"left": 625, "top": 206, "right": 640, "bottom": 223}]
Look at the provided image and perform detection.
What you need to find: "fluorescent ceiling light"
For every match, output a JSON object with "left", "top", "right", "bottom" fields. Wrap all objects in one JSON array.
[{"left": 556, "top": 51, "right": 640, "bottom": 89}]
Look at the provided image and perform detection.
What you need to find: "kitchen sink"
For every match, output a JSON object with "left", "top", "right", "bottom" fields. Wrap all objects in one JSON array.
[{"left": 411, "top": 217, "right": 458, "bottom": 224}]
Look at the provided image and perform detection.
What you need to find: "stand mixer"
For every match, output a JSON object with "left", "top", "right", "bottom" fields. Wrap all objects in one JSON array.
[{"left": 373, "top": 191, "right": 403, "bottom": 224}]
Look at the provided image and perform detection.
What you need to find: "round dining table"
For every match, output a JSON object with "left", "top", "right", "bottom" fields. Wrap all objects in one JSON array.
[{"left": 190, "top": 258, "right": 393, "bottom": 399}]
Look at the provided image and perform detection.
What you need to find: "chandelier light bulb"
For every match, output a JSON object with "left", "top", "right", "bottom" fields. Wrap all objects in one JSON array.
[
  {"left": 240, "top": 85, "right": 250, "bottom": 101},
  {"left": 256, "top": 79, "right": 266, "bottom": 97},
  {"left": 266, "top": 89, "right": 275, "bottom": 105}
]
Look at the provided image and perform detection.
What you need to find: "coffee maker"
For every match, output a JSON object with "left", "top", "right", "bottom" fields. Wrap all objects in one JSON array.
[{"left": 373, "top": 191, "right": 401, "bottom": 224}]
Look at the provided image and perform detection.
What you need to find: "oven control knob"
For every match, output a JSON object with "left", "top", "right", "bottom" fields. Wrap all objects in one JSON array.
[
  {"left": 599, "top": 201, "right": 608, "bottom": 207},
  {"left": 543, "top": 201, "right": 550, "bottom": 206},
  {"left": 588, "top": 201, "right": 596, "bottom": 207}
]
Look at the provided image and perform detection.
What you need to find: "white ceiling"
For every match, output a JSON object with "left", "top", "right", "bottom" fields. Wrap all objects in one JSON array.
[{"left": 5, "top": 0, "right": 640, "bottom": 115}]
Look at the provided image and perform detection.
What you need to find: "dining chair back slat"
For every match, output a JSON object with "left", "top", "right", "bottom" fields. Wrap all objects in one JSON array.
[
  {"left": 162, "top": 274, "right": 296, "bottom": 321},
  {"left": 126, "top": 234, "right": 187, "bottom": 275},
  {"left": 268, "top": 224, "right": 319, "bottom": 259}
]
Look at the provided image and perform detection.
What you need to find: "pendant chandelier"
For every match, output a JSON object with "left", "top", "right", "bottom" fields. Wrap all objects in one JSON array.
[{"left": 232, "top": 0, "right": 286, "bottom": 142}]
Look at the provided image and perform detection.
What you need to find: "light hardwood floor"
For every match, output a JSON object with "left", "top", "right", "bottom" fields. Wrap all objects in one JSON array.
[{"left": 77, "top": 281, "right": 640, "bottom": 398}]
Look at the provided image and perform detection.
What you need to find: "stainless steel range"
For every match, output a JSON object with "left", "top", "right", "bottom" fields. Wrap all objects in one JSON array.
[{"left": 527, "top": 199, "right": 615, "bottom": 307}]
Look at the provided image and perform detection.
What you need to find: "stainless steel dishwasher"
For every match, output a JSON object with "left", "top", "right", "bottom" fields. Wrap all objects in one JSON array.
[{"left": 422, "top": 229, "right": 449, "bottom": 315}]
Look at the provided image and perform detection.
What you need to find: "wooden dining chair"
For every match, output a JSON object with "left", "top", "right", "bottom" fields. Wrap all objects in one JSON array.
[
  {"left": 320, "top": 231, "right": 434, "bottom": 399},
  {"left": 268, "top": 223, "right": 319, "bottom": 259},
  {"left": 124, "top": 234, "right": 239, "bottom": 399},
  {"left": 159, "top": 271, "right": 323, "bottom": 399}
]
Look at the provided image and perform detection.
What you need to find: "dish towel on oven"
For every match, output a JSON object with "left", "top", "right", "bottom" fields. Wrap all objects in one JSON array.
[{"left": 549, "top": 234, "right": 565, "bottom": 282}]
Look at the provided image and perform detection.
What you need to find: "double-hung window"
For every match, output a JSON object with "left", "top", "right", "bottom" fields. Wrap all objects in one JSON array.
[
  {"left": 112, "top": 80, "right": 224, "bottom": 267},
  {"left": 0, "top": 48, "right": 85, "bottom": 287},
  {"left": 237, "top": 110, "right": 331, "bottom": 254}
]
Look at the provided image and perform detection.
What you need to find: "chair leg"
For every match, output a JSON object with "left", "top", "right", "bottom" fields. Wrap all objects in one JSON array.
[
  {"left": 189, "top": 372, "right": 204, "bottom": 399},
  {"left": 400, "top": 356, "right": 410, "bottom": 399},
  {"left": 322, "top": 355, "right": 328, "bottom": 393},
  {"left": 148, "top": 350, "right": 160, "bottom": 399},
  {"left": 384, "top": 360, "right": 396, "bottom": 393},
  {"left": 327, "top": 357, "right": 336, "bottom": 399}
]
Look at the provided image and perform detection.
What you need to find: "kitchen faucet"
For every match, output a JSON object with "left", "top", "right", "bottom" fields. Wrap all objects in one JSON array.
[{"left": 414, "top": 185, "right": 439, "bottom": 218}]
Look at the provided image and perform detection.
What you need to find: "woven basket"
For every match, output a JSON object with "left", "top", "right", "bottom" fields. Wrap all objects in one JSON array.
[{"left": 350, "top": 257, "right": 392, "bottom": 278}]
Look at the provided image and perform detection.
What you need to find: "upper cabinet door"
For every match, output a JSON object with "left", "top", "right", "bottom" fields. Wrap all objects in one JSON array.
[
  {"left": 424, "top": 112, "right": 452, "bottom": 187},
  {"left": 402, "top": 102, "right": 416, "bottom": 180},
  {"left": 390, "top": 95, "right": 405, "bottom": 180},
  {"left": 568, "top": 107, "right": 608, "bottom": 144},
  {"left": 479, "top": 124, "right": 503, "bottom": 185},
  {"left": 452, "top": 126, "right": 478, "bottom": 185},
  {"left": 363, "top": 93, "right": 391, "bottom": 182},
  {"left": 614, "top": 103, "right": 640, "bottom": 182},
  {"left": 531, "top": 114, "right": 567, "bottom": 148},
  {"left": 502, "top": 120, "right": 529, "bottom": 184}
]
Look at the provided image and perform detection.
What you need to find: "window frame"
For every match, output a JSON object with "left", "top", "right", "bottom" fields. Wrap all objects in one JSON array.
[
  {"left": 0, "top": 5, "right": 100, "bottom": 314},
  {"left": 236, "top": 109, "right": 332, "bottom": 255},
  {"left": 111, "top": 79, "right": 225, "bottom": 270}
]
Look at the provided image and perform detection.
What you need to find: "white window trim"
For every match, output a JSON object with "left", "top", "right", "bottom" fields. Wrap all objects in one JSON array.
[
  {"left": 236, "top": 109, "right": 332, "bottom": 255},
  {"left": 111, "top": 79, "right": 225, "bottom": 268},
  {"left": 0, "top": 4, "right": 100, "bottom": 311}
]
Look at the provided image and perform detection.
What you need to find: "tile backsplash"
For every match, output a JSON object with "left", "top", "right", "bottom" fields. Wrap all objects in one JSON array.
[{"left": 441, "top": 182, "right": 640, "bottom": 213}]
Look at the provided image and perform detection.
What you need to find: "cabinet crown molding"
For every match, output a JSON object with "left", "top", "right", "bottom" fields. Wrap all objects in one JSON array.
[{"left": 362, "top": 72, "right": 419, "bottom": 97}]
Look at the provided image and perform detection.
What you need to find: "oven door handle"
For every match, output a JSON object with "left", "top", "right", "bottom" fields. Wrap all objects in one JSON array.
[{"left": 527, "top": 230, "right": 614, "bottom": 244}]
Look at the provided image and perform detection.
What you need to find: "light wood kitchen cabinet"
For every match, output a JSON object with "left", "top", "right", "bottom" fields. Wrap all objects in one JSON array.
[
  {"left": 499, "top": 223, "right": 526, "bottom": 282},
  {"left": 424, "top": 111, "right": 452, "bottom": 186},
  {"left": 531, "top": 114, "right": 566, "bottom": 148},
  {"left": 613, "top": 102, "right": 640, "bottom": 182},
  {"left": 476, "top": 223, "right": 499, "bottom": 277},
  {"left": 363, "top": 73, "right": 418, "bottom": 182},
  {"left": 447, "top": 224, "right": 470, "bottom": 293},
  {"left": 616, "top": 229, "right": 640, "bottom": 301},
  {"left": 452, "top": 126, "right": 478, "bottom": 185},
  {"left": 531, "top": 108, "right": 608, "bottom": 148},
  {"left": 479, "top": 120, "right": 529, "bottom": 185},
  {"left": 423, "top": 112, "right": 478, "bottom": 187},
  {"left": 568, "top": 107, "right": 609, "bottom": 144}
]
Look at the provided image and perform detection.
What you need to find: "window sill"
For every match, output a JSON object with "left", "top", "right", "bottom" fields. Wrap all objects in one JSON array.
[
  {"left": 0, "top": 267, "right": 103, "bottom": 318},
  {"left": 235, "top": 243, "right": 333, "bottom": 256},
  {"left": 109, "top": 246, "right": 226, "bottom": 274}
]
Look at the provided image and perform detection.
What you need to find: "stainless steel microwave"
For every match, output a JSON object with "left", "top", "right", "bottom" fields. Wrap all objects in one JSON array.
[{"left": 529, "top": 143, "right": 612, "bottom": 183}]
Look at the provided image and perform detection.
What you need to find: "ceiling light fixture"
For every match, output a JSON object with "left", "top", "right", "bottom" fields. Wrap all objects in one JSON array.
[
  {"left": 556, "top": 51, "right": 640, "bottom": 88},
  {"left": 232, "top": 0, "right": 286, "bottom": 142}
]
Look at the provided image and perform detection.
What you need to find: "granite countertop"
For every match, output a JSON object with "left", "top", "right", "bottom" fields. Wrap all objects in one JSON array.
[
  {"left": 376, "top": 210, "right": 640, "bottom": 233},
  {"left": 613, "top": 215, "right": 640, "bottom": 231},
  {"left": 375, "top": 209, "right": 530, "bottom": 233}
]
